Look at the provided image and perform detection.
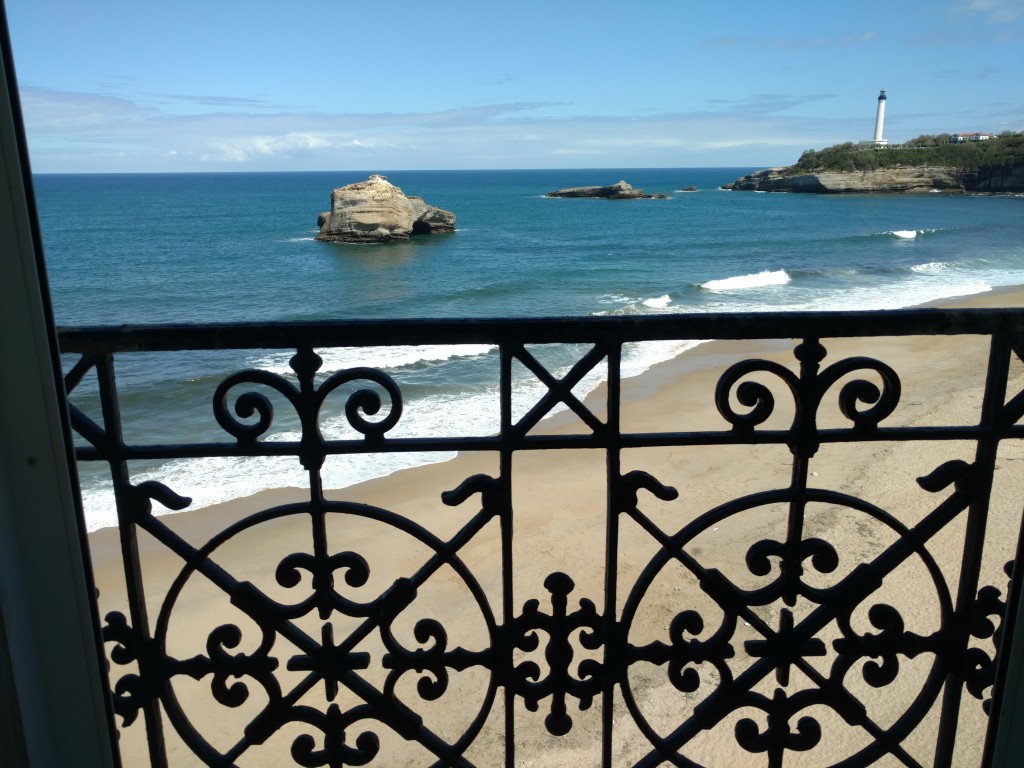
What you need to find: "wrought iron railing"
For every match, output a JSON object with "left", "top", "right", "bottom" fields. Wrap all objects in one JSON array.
[{"left": 60, "top": 309, "right": 1024, "bottom": 767}]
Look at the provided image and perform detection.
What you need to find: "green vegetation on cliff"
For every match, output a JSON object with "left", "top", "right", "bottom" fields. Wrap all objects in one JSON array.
[{"left": 792, "top": 132, "right": 1024, "bottom": 174}]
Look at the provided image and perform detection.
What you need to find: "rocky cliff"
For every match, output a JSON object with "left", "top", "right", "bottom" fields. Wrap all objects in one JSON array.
[
  {"left": 316, "top": 175, "right": 456, "bottom": 243},
  {"left": 967, "top": 162, "right": 1024, "bottom": 193},
  {"left": 723, "top": 163, "right": 1024, "bottom": 194}
]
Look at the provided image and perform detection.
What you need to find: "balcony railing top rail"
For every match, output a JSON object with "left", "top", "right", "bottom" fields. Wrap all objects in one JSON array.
[{"left": 58, "top": 307, "right": 1024, "bottom": 353}]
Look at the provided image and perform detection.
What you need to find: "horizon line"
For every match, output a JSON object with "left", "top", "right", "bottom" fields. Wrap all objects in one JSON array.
[{"left": 31, "top": 165, "right": 764, "bottom": 176}]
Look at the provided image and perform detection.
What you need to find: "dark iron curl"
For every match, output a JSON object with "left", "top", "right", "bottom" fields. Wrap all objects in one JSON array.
[
  {"left": 318, "top": 366, "right": 403, "bottom": 439},
  {"left": 715, "top": 360, "right": 797, "bottom": 431}
]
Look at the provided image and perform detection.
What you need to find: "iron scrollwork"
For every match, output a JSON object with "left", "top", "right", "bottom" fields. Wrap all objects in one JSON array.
[
  {"left": 511, "top": 572, "right": 603, "bottom": 736},
  {"left": 98, "top": 481, "right": 500, "bottom": 767},
  {"left": 715, "top": 340, "right": 901, "bottom": 454},
  {"left": 65, "top": 315, "right": 1024, "bottom": 767},
  {"left": 967, "top": 560, "right": 1015, "bottom": 714},
  {"left": 214, "top": 348, "right": 403, "bottom": 467}
]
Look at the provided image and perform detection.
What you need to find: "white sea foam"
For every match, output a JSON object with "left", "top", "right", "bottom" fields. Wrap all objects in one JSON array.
[
  {"left": 701, "top": 269, "right": 790, "bottom": 291},
  {"left": 78, "top": 332, "right": 711, "bottom": 531},
  {"left": 596, "top": 293, "right": 679, "bottom": 316},
  {"left": 620, "top": 339, "right": 706, "bottom": 378},
  {"left": 911, "top": 261, "right": 949, "bottom": 274},
  {"left": 826, "top": 280, "right": 992, "bottom": 311},
  {"left": 885, "top": 228, "right": 940, "bottom": 239},
  {"left": 249, "top": 344, "right": 496, "bottom": 376},
  {"left": 687, "top": 282, "right": 993, "bottom": 318},
  {"left": 286, "top": 236, "right": 317, "bottom": 242},
  {"left": 643, "top": 294, "right": 672, "bottom": 309},
  {"left": 596, "top": 293, "right": 639, "bottom": 305}
]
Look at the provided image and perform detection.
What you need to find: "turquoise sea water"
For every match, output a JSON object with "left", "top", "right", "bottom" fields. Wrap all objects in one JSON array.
[{"left": 33, "top": 168, "right": 1024, "bottom": 529}]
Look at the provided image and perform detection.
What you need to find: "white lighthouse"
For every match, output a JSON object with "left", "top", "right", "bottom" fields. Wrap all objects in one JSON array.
[{"left": 872, "top": 89, "right": 888, "bottom": 146}]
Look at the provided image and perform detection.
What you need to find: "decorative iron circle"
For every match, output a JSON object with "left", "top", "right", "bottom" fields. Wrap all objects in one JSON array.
[
  {"left": 619, "top": 488, "right": 953, "bottom": 767},
  {"left": 152, "top": 500, "right": 497, "bottom": 766}
]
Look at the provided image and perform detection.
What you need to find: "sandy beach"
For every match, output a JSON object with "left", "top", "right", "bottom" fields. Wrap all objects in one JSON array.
[{"left": 89, "top": 289, "right": 1024, "bottom": 767}]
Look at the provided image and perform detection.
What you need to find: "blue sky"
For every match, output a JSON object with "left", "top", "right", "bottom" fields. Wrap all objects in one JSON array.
[{"left": 5, "top": 0, "right": 1022, "bottom": 173}]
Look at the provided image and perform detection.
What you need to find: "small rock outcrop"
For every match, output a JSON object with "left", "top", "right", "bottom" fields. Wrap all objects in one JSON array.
[
  {"left": 316, "top": 175, "right": 456, "bottom": 243},
  {"left": 546, "top": 180, "right": 667, "bottom": 199}
]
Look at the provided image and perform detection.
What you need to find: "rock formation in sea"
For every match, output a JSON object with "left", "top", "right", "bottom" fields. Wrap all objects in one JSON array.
[
  {"left": 315, "top": 175, "right": 456, "bottom": 243},
  {"left": 721, "top": 163, "right": 1024, "bottom": 194},
  {"left": 545, "top": 180, "right": 668, "bottom": 199}
]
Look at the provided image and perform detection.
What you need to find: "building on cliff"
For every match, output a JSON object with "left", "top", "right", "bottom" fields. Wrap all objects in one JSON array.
[{"left": 952, "top": 132, "right": 997, "bottom": 142}]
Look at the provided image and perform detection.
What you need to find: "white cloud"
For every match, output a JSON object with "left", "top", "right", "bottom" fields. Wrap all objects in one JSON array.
[
  {"left": 17, "top": 83, "right": 1020, "bottom": 173},
  {"left": 951, "top": 0, "right": 1024, "bottom": 23},
  {"left": 199, "top": 133, "right": 334, "bottom": 162},
  {"left": 21, "top": 88, "right": 158, "bottom": 134}
]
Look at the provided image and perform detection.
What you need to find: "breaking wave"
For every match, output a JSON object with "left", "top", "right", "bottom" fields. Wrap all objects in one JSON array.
[{"left": 700, "top": 269, "right": 791, "bottom": 291}]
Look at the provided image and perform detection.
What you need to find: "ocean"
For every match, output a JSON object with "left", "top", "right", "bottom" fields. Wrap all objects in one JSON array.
[{"left": 32, "top": 168, "right": 1024, "bottom": 531}]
